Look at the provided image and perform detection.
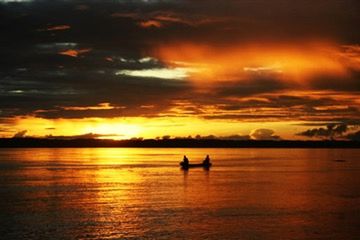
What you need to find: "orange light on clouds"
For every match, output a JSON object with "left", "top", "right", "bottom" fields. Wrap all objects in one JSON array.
[
  {"left": 46, "top": 25, "right": 71, "bottom": 31},
  {"left": 62, "top": 103, "right": 121, "bottom": 111},
  {"left": 58, "top": 48, "right": 92, "bottom": 57},
  {"left": 37, "top": 25, "right": 71, "bottom": 32},
  {"left": 8, "top": 117, "right": 142, "bottom": 140},
  {"left": 155, "top": 42, "right": 359, "bottom": 85},
  {"left": 4, "top": 115, "right": 320, "bottom": 140},
  {"left": 139, "top": 20, "right": 162, "bottom": 28}
]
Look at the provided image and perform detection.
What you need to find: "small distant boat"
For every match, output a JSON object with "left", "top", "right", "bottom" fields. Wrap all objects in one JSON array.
[
  {"left": 334, "top": 159, "right": 346, "bottom": 162},
  {"left": 179, "top": 161, "right": 212, "bottom": 170}
]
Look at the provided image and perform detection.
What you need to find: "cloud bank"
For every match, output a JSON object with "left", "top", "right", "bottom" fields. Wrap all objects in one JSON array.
[{"left": 0, "top": 0, "right": 359, "bottom": 138}]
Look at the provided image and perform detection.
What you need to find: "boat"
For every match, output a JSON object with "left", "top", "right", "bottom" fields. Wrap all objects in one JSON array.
[{"left": 179, "top": 161, "right": 212, "bottom": 169}]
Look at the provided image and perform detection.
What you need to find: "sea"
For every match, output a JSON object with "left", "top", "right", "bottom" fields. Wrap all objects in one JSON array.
[{"left": 0, "top": 148, "right": 359, "bottom": 239}]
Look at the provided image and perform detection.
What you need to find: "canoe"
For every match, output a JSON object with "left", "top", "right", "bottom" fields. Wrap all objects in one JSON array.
[{"left": 180, "top": 161, "right": 212, "bottom": 169}]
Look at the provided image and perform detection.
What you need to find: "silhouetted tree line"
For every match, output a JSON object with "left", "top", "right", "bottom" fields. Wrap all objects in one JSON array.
[{"left": 0, "top": 138, "right": 359, "bottom": 148}]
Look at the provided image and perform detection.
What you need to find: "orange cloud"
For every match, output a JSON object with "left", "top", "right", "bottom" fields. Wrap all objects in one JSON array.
[
  {"left": 61, "top": 103, "right": 119, "bottom": 111},
  {"left": 152, "top": 12, "right": 229, "bottom": 26},
  {"left": 38, "top": 25, "right": 71, "bottom": 31},
  {"left": 339, "top": 45, "right": 360, "bottom": 71},
  {"left": 58, "top": 48, "right": 92, "bottom": 57},
  {"left": 139, "top": 20, "right": 162, "bottom": 28},
  {"left": 47, "top": 25, "right": 71, "bottom": 31},
  {"left": 154, "top": 42, "right": 360, "bottom": 86}
]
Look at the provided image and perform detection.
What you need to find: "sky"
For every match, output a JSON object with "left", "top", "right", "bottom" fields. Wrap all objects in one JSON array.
[{"left": 0, "top": 0, "right": 360, "bottom": 140}]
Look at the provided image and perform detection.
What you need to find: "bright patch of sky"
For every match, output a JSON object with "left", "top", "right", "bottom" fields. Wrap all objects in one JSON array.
[{"left": 116, "top": 67, "right": 190, "bottom": 80}]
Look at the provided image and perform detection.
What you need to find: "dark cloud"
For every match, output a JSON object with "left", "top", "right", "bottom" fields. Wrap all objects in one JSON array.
[
  {"left": 166, "top": 92, "right": 359, "bottom": 122},
  {"left": 13, "top": 130, "right": 27, "bottom": 138},
  {"left": 310, "top": 72, "right": 360, "bottom": 92},
  {"left": 346, "top": 131, "right": 360, "bottom": 141},
  {"left": 297, "top": 124, "right": 349, "bottom": 140},
  {"left": 215, "top": 79, "right": 287, "bottom": 98},
  {"left": 45, "top": 132, "right": 122, "bottom": 140},
  {"left": 1, "top": 1, "right": 359, "bottom": 50},
  {"left": 0, "top": 0, "right": 359, "bottom": 129},
  {"left": 295, "top": 121, "right": 360, "bottom": 127},
  {"left": 219, "top": 135, "right": 251, "bottom": 141}
]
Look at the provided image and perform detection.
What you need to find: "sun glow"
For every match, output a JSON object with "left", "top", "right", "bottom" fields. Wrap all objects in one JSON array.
[
  {"left": 83, "top": 123, "right": 141, "bottom": 140},
  {"left": 3, "top": 115, "right": 314, "bottom": 140},
  {"left": 8, "top": 117, "right": 142, "bottom": 140}
]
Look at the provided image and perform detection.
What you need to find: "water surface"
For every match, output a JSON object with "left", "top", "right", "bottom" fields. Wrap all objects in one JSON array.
[{"left": 1, "top": 148, "right": 359, "bottom": 239}]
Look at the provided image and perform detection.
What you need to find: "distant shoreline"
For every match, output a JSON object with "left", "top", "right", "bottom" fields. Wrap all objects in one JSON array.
[{"left": 0, "top": 138, "right": 359, "bottom": 148}]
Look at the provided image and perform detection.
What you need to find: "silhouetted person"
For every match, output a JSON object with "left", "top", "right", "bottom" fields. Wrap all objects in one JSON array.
[
  {"left": 203, "top": 155, "right": 210, "bottom": 165},
  {"left": 183, "top": 155, "right": 189, "bottom": 165},
  {"left": 180, "top": 155, "right": 190, "bottom": 169}
]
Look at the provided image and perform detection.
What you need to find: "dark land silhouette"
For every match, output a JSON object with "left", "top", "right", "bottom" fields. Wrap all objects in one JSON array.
[{"left": 0, "top": 138, "right": 359, "bottom": 148}]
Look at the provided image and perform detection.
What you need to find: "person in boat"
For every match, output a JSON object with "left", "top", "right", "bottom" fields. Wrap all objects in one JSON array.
[
  {"left": 203, "top": 155, "right": 210, "bottom": 165},
  {"left": 183, "top": 155, "right": 189, "bottom": 165}
]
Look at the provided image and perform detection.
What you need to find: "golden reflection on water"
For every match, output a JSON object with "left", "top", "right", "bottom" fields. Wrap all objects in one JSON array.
[{"left": 1, "top": 148, "right": 360, "bottom": 239}]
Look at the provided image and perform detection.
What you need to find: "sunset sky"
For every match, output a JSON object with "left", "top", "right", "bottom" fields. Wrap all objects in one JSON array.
[{"left": 0, "top": 0, "right": 359, "bottom": 140}]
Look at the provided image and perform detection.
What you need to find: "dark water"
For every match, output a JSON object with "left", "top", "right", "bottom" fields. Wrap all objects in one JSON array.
[{"left": 0, "top": 148, "right": 359, "bottom": 239}]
